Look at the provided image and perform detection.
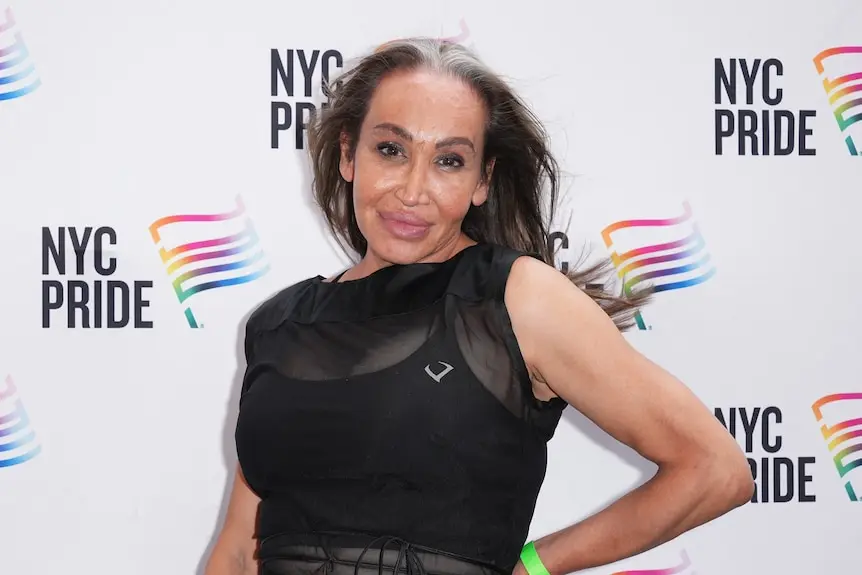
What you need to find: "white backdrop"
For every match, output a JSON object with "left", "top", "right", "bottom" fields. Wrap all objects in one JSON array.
[{"left": 1, "top": 1, "right": 860, "bottom": 573}]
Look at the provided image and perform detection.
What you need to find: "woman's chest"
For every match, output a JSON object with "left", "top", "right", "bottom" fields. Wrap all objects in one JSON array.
[{"left": 235, "top": 352, "right": 525, "bottom": 486}]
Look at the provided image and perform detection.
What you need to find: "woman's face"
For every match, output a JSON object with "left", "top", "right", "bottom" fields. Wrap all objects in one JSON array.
[{"left": 339, "top": 68, "right": 491, "bottom": 264}]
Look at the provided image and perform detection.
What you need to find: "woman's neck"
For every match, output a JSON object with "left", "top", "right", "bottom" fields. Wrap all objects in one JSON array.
[{"left": 341, "top": 235, "right": 477, "bottom": 282}]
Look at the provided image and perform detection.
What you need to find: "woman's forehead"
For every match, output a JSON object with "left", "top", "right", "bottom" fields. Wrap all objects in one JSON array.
[{"left": 364, "top": 71, "right": 487, "bottom": 135}]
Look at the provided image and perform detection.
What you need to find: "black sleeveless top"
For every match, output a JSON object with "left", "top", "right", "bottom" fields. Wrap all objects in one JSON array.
[{"left": 235, "top": 243, "right": 567, "bottom": 572}]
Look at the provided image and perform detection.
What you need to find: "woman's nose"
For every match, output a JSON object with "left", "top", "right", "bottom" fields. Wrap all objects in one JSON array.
[{"left": 394, "top": 158, "right": 431, "bottom": 206}]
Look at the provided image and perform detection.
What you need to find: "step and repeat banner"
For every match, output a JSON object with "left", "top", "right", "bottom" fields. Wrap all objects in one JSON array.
[{"left": 1, "top": 1, "right": 859, "bottom": 573}]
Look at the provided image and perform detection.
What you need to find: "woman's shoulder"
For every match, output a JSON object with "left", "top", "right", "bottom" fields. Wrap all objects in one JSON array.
[
  {"left": 449, "top": 242, "right": 544, "bottom": 300},
  {"left": 244, "top": 275, "right": 322, "bottom": 336},
  {"left": 242, "top": 242, "right": 545, "bottom": 334}
]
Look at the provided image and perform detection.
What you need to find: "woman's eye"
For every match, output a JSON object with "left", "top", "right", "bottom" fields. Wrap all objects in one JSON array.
[
  {"left": 377, "top": 143, "right": 401, "bottom": 157},
  {"left": 438, "top": 155, "right": 464, "bottom": 169}
]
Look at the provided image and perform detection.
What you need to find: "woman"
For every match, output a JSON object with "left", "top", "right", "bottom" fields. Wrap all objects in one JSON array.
[{"left": 205, "top": 38, "right": 753, "bottom": 575}]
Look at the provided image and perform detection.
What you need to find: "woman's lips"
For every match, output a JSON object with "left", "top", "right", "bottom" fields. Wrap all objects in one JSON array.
[{"left": 378, "top": 211, "right": 431, "bottom": 239}]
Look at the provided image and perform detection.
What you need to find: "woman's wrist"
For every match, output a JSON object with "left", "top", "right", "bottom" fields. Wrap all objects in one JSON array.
[{"left": 518, "top": 539, "right": 554, "bottom": 575}]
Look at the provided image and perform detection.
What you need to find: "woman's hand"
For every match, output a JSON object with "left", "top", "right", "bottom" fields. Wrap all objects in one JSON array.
[{"left": 504, "top": 256, "right": 753, "bottom": 575}]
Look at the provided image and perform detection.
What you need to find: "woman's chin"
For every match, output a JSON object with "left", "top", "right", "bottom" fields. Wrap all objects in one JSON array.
[{"left": 367, "top": 236, "right": 437, "bottom": 265}]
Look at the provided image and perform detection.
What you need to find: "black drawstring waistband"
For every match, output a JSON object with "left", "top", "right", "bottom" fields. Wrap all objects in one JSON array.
[
  {"left": 352, "top": 534, "right": 424, "bottom": 575},
  {"left": 257, "top": 530, "right": 506, "bottom": 575}
]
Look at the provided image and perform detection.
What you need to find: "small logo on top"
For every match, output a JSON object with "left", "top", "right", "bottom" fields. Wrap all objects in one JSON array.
[{"left": 425, "top": 361, "right": 454, "bottom": 383}]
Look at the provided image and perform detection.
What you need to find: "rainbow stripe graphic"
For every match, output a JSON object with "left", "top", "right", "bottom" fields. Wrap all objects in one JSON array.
[
  {"left": 438, "top": 19, "right": 471, "bottom": 44},
  {"left": 813, "top": 46, "right": 862, "bottom": 155},
  {"left": 0, "top": 375, "right": 41, "bottom": 468},
  {"left": 0, "top": 7, "right": 41, "bottom": 101},
  {"left": 601, "top": 201, "right": 716, "bottom": 330},
  {"left": 812, "top": 393, "right": 862, "bottom": 501},
  {"left": 375, "top": 19, "right": 472, "bottom": 56},
  {"left": 611, "top": 550, "right": 692, "bottom": 575},
  {"left": 149, "top": 195, "right": 270, "bottom": 328}
]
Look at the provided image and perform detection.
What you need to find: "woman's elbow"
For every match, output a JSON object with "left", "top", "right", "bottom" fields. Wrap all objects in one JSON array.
[
  {"left": 708, "top": 447, "right": 755, "bottom": 510},
  {"left": 728, "top": 458, "right": 756, "bottom": 508}
]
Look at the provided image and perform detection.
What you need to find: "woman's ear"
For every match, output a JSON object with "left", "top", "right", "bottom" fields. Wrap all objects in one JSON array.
[
  {"left": 472, "top": 158, "right": 495, "bottom": 206},
  {"left": 339, "top": 132, "right": 355, "bottom": 182}
]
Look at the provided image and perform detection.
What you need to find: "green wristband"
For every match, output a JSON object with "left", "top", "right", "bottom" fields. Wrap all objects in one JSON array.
[{"left": 520, "top": 541, "right": 551, "bottom": 575}]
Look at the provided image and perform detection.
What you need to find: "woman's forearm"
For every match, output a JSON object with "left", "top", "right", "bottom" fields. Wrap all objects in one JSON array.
[
  {"left": 204, "top": 542, "right": 257, "bottom": 575},
  {"left": 522, "top": 461, "right": 753, "bottom": 575}
]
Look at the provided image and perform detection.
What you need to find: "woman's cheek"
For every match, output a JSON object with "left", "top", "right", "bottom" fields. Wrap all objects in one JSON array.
[
  {"left": 430, "top": 174, "right": 477, "bottom": 216},
  {"left": 354, "top": 164, "right": 393, "bottom": 206}
]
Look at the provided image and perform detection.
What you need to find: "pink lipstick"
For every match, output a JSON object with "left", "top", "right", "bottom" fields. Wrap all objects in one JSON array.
[{"left": 378, "top": 211, "right": 431, "bottom": 240}]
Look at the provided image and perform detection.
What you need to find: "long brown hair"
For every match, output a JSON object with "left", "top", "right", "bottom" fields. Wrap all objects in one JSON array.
[{"left": 307, "top": 38, "right": 652, "bottom": 331}]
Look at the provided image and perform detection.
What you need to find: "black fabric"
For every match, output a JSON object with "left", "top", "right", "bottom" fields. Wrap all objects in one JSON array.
[
  {"left": 236, "top": 243, "right": 567, "bottom": 574},
  {"left": 257, "top": 532, "right": 507, "bottom": 574}
]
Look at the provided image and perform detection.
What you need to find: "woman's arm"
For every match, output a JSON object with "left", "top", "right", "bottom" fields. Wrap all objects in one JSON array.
[
  {"left": 505, "top": 257, "right": 753, "bottom": 575},
  {"left": 204, "top": 465, "right": 260, "bottom": 575}
]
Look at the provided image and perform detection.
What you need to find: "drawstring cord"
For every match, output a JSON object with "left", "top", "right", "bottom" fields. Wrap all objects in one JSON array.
[
  {"left": 257, "top": 529, "right": 508, "bottom": 574},
  {"left": 353, "top": 534, "right": 427, "bottom": 575}
]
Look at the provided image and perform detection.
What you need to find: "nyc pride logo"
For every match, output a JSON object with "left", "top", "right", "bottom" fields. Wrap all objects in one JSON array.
[
  {"left": 0, "top": 375, "right": 41, "bottom": 468},
  {"left": 610, "top": 550, "right": 693, "bottom": 575},
  {"left": 813, "top": 46, "right": 862, "bottom": 155},
  {"left": 149, "top": 196, "right": 270, "bottom": 328},
  {"left": 812, "top": 393, "right": 862, "bottom": 501},
  {"left": 0, "top": 6, "right": 41, "bottom": 101},
  {"left": 601, "top": 201, "right": 716, "bottom": 330}
]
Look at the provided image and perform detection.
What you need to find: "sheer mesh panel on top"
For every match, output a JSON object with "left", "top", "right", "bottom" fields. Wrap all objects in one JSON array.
[
  {"left": 252, "top": 292, "right": 534, "bottom": 425},
  {"left": 259, "top": 304, "right": 444, "bottom": 382},
  {"left": 451, "top": 298, "right": 529, "bottom": 422}
]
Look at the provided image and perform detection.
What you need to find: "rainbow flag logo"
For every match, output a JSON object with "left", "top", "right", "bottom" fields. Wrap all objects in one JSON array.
[
  {"left": 149, "top": 195, "right": 270, "bottom": 328},
  {"left": 611, "top": 550, "right": 693, "bottom": 575},
  {"left": 0, "top": 7, "right": 41, "bottom": 101},
  {"left": 813, "top": 46, "right": 862, "bottom": 155},
  {"left": 612, "top": 550, "right": 695, "bottom": 575},
  {"left": 601, "top": 201, "right": 715, "bottom": 330},
  {"left": 438, "top": 19, "right": 472, "bottom": 45},
  {"left": 0, "top": 375, "right": 41, "bottom": 468},
  {"left": 376, "top": 19, "right": 474, "bottom": 55},
  {"left": 812, "top": 393, "right": 862, "bottom": 501}
]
